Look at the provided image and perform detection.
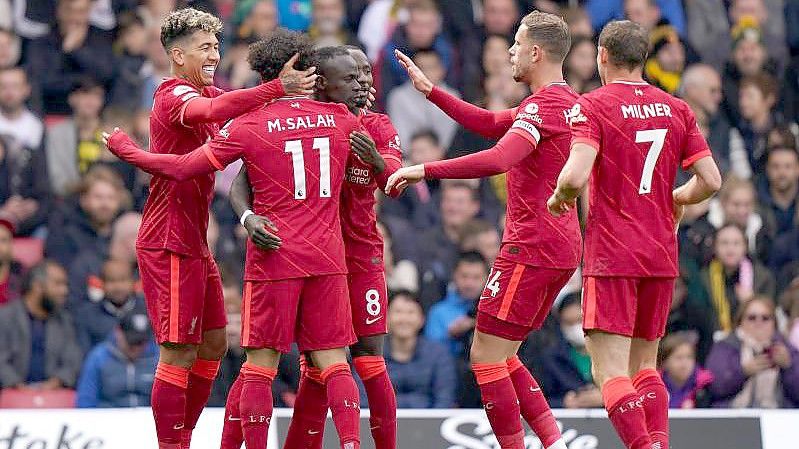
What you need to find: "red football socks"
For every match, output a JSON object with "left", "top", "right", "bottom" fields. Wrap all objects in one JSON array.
[
  {"left": 220, "top": 373, "right": 245, "bottom": 449},
  {"left": 472, "top": 362, "right": 525, "bottom": 449},
  {"left": 284, "top": 366, "right": 327, "bottom": 449},
  {"left": 180, "top": 358, "right": 220, "bottom": 448},
  {"left": 321, "top": 363, "right": 361, "bottom": 449},
  {"left": 602, "top": 376, "right": 653, "bottom": 449},
  {"left": 152, "top": 362, "right": 190, "bottom": 449},
  {"left": 633, "top": 368, "right": 670, "bottom": 449},
  {"left": 507, "top": 356, "right": 563, "bottom": 448},
  {"left": 353, "top": 356, "right": 397, "bottom": 449},
  {"left": 240, "top": 363, "right": 277, "bottom": 449}
]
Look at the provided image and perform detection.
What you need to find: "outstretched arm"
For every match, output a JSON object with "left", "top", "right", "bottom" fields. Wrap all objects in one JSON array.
[
  {"left": 385, "top": 131, "right": 535, "bottom": 193},
  {"left": 395, "top": 50, "right": 514, "bottom": 139},
  {"left": 182, "top": 54, "right": 316, "bottom": 126},
  {"left": 103, "top": 130, "right": 218, "bottom": 181}
]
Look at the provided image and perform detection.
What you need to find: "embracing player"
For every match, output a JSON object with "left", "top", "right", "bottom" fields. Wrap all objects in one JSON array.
[
  {"left": 387, "top": 11, "right": 579, "bottom": 449},
  {"left": 104, "top": 31, "right": 364, "bottom": 449},
  {"left": 227, "top": 44, "right": 402, "bottom": 449},
  {"left": 548, "top": 20, "right": 721, "bottom": 449},
  {"left": 130, "top": 9, "right": 314, "bottom": 449}
]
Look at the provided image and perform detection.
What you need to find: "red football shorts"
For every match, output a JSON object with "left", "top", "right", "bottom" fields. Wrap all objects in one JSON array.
[
  {"left": 348, "top": 271, "right": 388, "bottom": 337},
  {"left": 137, "top": 248, "right": 227, "bottom": 345},
  {"left": 241, "top": 274, "right": 357, "bottom": 352},
  {"left": 582, "top": 276, "right": 676, "bottom": 340},
  {"left": 476, "top": 257, "right": 575, "bottom": 341}
]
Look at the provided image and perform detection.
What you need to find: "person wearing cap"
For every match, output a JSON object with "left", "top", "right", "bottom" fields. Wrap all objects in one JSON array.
[
  {"left": 0, "top": 216, "right": 24, "bottom": 305},
  {"left": 75, "top": 305, "right": 158, "bottom": 408},
  {"left": 644, "top": 24, "right": 687, "bottom": 94}
]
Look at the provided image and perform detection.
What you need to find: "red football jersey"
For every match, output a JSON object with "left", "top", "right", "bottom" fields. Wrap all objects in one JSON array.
[
  {"left": 137, "top": 78, "right": 224, "bottom": 257},
  {"left": 499, "top": 82, "right": 582, "bottom": 269},
  {"left": 205, "top": 97, "right": 359, "bottom": 280},
  {"left": 340, "top": 112, "right": 402, "bottom": 273},
  {"left": 569, "top": 81, "right": 711, "bottom": 277}
]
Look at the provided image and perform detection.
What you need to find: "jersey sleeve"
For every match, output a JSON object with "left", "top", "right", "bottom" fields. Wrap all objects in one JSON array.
[
  {"left": 204, "top": 119, "right": 248, "bottom": 169},
  {"left": 567, "top": 97, "right": 601, "bottom": 151},
  {"left": 679, "top": 103, "right": 713, "bottom": 169},
  {"left": 375, "top": 115, "right": 403, "bottom": 169}
]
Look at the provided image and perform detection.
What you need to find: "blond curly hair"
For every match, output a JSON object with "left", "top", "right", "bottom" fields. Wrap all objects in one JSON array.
[{"left": 160, "top": 8, "right": 223, "bottom": 49}]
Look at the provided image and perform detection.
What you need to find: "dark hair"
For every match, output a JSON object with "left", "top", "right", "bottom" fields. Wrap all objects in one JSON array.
[
  {"left": 248, "top": 28, "right": 313, "bottom": 82},
  {"left": 117, "top": 11, "right": 145, "bottom": 33},
  {"left": 310, "top": 45, "right": 351, "bottom": 76},
  {"left": 160, "top": 8, "right": 222, "bottom": 49},
  {"left": 21, "top": 260, "right": 60, "bottom": 295},
  {"left": 455, "top": 251, "right": 488, "bottom": 271},
  {"left": 740, "top": 73, "right": 778, "bottom": 101},
  {"left": 442, "top": 179, "right": 480, "bottom": 202},
  {"left": 458, "top": 219, "right": 497, "bottom": 244},
  {"left": 71, "top": 76, "right": 104, "bottom": 94},
  {"left": 410, "top": 129, "right": 440, "bottom": 146},
  {"left": 520, "top": 11, "right": 571, "bottom": 62},
  {"left": 767, "top": 124, "right": 797, "bottom": 150},
  {"left": 599, "top": 20, "right": 649, "bottom": 70},
  {"left": 389, "top": 289, "right": 421, "bottom": 306},
  {"left": 657, "top": 331, "right": 697, "bottom": 368},
  {"left": 715, "top": 222, "right": 748, "bottom": 248},
  {"left": 766, "top": 145, "right": 799, "bottom": 164}
]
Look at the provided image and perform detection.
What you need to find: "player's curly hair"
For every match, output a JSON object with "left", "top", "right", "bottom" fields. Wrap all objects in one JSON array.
[
  {"left": 160, "top": 8, "right": 223, "bottom": 49},
  {"left": 248, "top": 29, "right": 313, "bottom": 82}
]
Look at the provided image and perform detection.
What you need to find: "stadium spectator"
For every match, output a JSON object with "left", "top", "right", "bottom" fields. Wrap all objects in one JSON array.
[
  {"left": 0, "top": 67, "right": 44, "bottom": 150},
  {"left": 658, "top": 332, "right": 713, "bottom": 408},
  {"left": 565, "top": 36, "right": 600, "bottom": 94},
  {"left": 308, "top": 0, "right": 360, "bottom": 48},
  {"left": 416, "top": 182, "right": 481, "bottom": 309},
  {"left": 45, "top": 166, "right": 129, "bottom": 269},
  {"left": 709, "top": 177, "right": 769, "bottom": 259},
  {"left": 586, "top": 0, "right": 686, "bottom": 36},
  {"left": 644, "top": 24, "right": 687, "bottom": 94},
  {"left": 458, "top": 219, "right": 500, "bottom": 266},
  {"left": 625, "top": 0, "right": 668, "bottom": 32},
  {"left": 677, "top": 199, "right": 716, "bottom": 267},
  {"left": 74, "top": 259, "right": 143, "bottom": 352},
  {"left": 684, "top": 0, "right": 730, "bottom": 70},
  {"left": 44, "top": 78, "right": 107, "bottom": 197},
  {"left": 0, "top": 218, "right": 22, "bottom": 305},
  {"left": 25, "top": 0, "right": 114, "bottom": 115},
  {"left": 783, "top": 284, "right": 799, "bottom": 349},
  {"left": 539, "top": 293, "right": 603, "bottom": 409},
  {"left": 0, "top": 134, "right": 50, "bottom": 237},
  {"left": 379, "top": 1, "right": 453, "bottom": 100},
  {"left": 356, "top": 0, "right": 404, "bottom": 62},
  {"left": 387, "top": 51, "right": 458, "bottom": 151},
  {"left": 721, "top": 19, "right": 777, "bottom": 128},
  {"left": 729, "top": 0, "right": 787, "bottom": 67},
  {"left": 679, "top": 64, "right": 734, "bottom": 176},
  {"left": 759, "top": 146, "right": 799, "bottom": 237},
  {"left": 733, "top": 74, "right": 779, "bottom": 175},
  {"left": 706, "top": 297, "right": 799, "bottom": 408},
  {"left": 209, "top": 274, "right": 244, "bottom": 407},
  {"left": 0, "top": 28, "right": 21, "bottom": 70},
  {"left": 385, "top": 290, "right": 456, "bottom": 408},
  {"left": 667, "top": 268, "right": 716, "bottom": 360},
  {"left": 75, "top": 306, "right": 157, "bottom": 407},
  {"left": 378, "top": 222, "right": 418, "bottom": 294},
  {"left": 423, "top": 251, "right": 487, "bottom": 358},
  {"left": 0, "top": 260, "right": 82, "bottom": 389},
  {"left": 140, "top": 27, "right": 172, "bottom": 110},
  {"left": 108, "top": 12, "right": 149, "bottom": 110},
  {"left": 701, "top": 224, "right": 776, "bottom": 335},
  {"left": 481, "top": 35, "right": 512, "bottom": 79},
  {"left": 562, "top": 6, "right": 593, "bottom": 39},
  {"left": 232, "top": 0, "right": 279, "bottom": 41}
]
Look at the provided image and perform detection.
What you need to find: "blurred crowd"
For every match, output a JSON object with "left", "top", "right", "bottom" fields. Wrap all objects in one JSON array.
[{"left": 1, "top": 0, "right": 799, "bottom": 410}]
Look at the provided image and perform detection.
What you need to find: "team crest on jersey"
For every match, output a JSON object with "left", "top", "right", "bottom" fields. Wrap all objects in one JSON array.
[
  {"left": 388, "top": 135, "right": 401, "bottom": 151},
  {"left": 524, "top": 102, "right": 539, "bottom": 114},
  {"left": 564, "top": 104, "right": 587, "bottom": 126},
  {"left": 219, "top": 120, "right": 233, "bottom": 139}
]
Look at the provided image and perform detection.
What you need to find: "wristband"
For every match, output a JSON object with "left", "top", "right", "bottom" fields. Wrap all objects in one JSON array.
[{"left": 240, "top": 209, "right": 254, "bottom": 226}]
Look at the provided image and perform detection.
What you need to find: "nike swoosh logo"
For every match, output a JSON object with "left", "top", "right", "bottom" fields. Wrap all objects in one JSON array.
[
  {"left": 365, "top": 316, "right": 382, "bottom": 325},
  {"left": 479, "top": 296, "right": 492, "bottom": 300},
  {"left": 308, "top": 430, "right": 320, "bottom": 435},
  {"left": 228, "top": 415, "right": 242, "bottom": 421},
  {"left": 530, "top": 387, "right": 541, "bottom": 392}
]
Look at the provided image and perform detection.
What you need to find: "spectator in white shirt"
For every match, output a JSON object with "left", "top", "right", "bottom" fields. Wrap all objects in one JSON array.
[{"left": 0, "top": 67, "right": 43, "bottom": 150}]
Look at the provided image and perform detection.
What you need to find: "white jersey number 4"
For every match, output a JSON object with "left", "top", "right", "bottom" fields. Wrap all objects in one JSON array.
[
  {"left": 284, "top": 137, "right": 331, "bottom": 200},
  {"left": 635, "top": 128, "right": 668, "bottom": 194}
]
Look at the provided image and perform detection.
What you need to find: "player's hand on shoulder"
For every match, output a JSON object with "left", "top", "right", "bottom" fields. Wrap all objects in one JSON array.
[
  {"left": 385, "top": 164, "right": 425, "bottom": 194},
  {"left": 394, "top": 50, "right": 433, "bottom": 96},
  {"left": 279, "top": 53, "right": 318, "bottom": 97},
  {"left": 243, "top": 214, "right": 282, "bottom": 251},
  {"left": 349, "top": 131, "right": 385, "bottom": 173}
]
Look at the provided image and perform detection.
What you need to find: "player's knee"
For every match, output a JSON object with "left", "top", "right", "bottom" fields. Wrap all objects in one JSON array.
[
  {"left": 198, "top": 330, "right": 228, "bottom": 360},
  {"left": 159, "top": 343, "right": 198, "bottom": 368},
  {"left": 350, "top": 335, "right": 384, "bottom": 357}
]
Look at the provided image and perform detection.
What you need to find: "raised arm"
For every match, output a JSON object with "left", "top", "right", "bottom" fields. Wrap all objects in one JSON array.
[
  {"left": 385, "top": 131, "right": 535, "bottom": 193},
  {"left": 395, "top": 49, "right": 514, "bottom": 139},
  {"left": 103, "top": 130, "right": 218, "bottom": 181},
  {"left": 182, "top": 54, "right": 316, "bottom": 126}
]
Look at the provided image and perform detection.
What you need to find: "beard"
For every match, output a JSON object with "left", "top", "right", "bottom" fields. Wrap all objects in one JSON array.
[{"left": 41, "top": 295, "right": 58, "bottom": 314}]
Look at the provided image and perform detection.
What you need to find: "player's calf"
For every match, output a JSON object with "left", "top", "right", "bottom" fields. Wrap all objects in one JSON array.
[
  {"left": 630, "top": 338, "right": 669, "bottom": 449},
  {"left": 506, "top": 356, "right": 565, "bottom": 449},
  {"left": 351, "top": 336, "right": 396, "bottom": 449},
  {"left": 182, "top": 329, "right": 226, "bottom": 448},
  {"left": 240, "top": 348, "right": 280, "bottom": 449},
  {"left": 310, "top": 348, "right": 361, "bottom": 449},
  {"left": 152, "top": 344, "right": 198, "bottom": 449}
]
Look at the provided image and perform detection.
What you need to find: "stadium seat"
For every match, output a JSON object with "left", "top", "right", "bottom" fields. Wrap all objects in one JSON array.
[
  {"left": 0, "top": 388, "right": 76, "bottom": 408},
  {"left": 12, "top": 238, "right": 44, "bottom": 269}
]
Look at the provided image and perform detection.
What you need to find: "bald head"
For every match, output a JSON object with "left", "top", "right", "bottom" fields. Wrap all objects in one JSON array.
[{"left": 680, "top": 64, "right": 722, "bottom": 115}]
